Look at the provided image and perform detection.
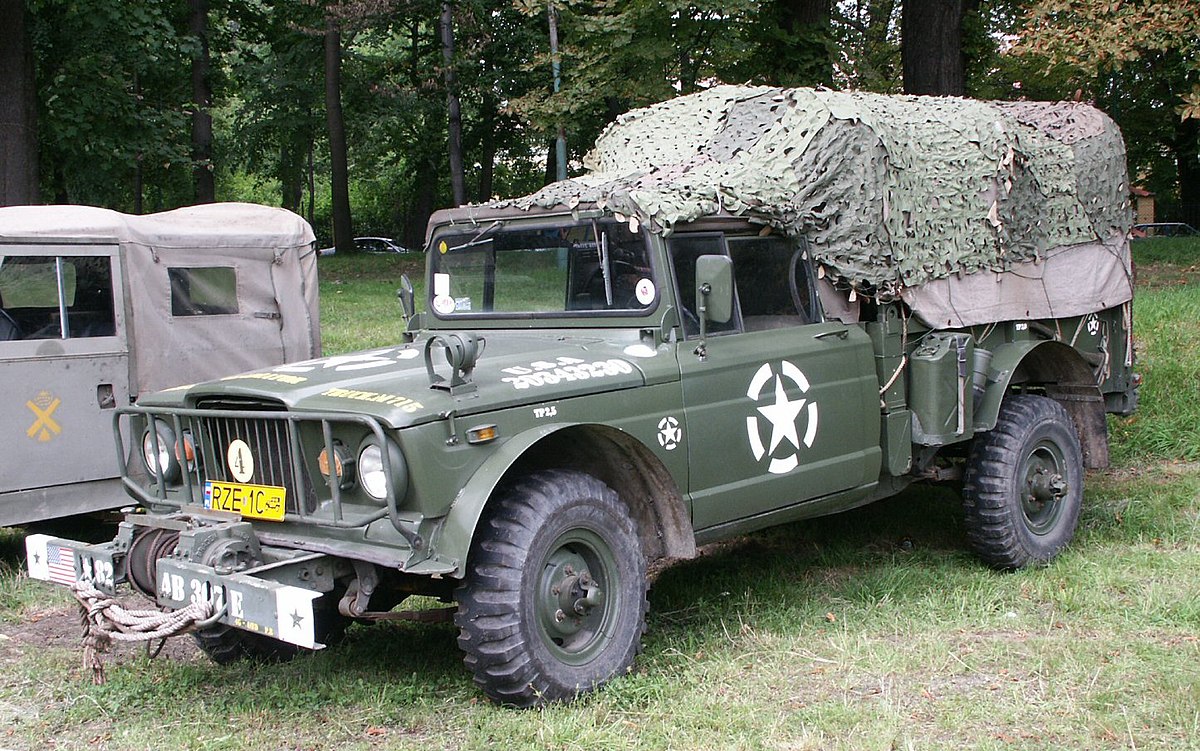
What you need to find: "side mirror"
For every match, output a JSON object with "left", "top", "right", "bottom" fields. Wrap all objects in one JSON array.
[
  {"left": 397, "top": 275, "right": 415, "bottom": 320},
  {"left": 696, "top": 254, "right": 733, "bottom": 325},
  {"left": 397, "top": 275, "right": 417, "bottom": 342}
]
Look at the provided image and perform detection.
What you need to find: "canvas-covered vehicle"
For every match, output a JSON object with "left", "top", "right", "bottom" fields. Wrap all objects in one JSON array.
[
  {"left": 28, "top": 88, "right": 1137, "bottom": 706},
  {"left": 1, "top": 203, "right": 319, "bottom": 526}
]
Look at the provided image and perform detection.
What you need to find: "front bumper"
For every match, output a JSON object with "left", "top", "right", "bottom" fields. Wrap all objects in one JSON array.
[{"left": 26, "top": 528, "right": 326, "bottom": 650}]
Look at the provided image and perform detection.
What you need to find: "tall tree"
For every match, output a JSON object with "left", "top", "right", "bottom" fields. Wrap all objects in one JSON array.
[
  {"left": 440, "top": 1, "right": 465, "bottom": 205},
  {"left": 0, "top": 0, "right": 39, "bottom": 205},
  {"left": 32, "top": 0, "right": 193, "bottom": 211},
  {"left": 189, "top": 0, "right": 215, "bottom": 203},
  {"left": 324, "top": 15, "right": 354, "bottom": 254},
  {"left": 901, "top": 0, "right": 978, "bottom": 95},
  {"left": 509, "top": 0, "right": 756, "bottom": 170},
  {"left": 1017, "top": 0, "right": 1200, "bottom": 119}
]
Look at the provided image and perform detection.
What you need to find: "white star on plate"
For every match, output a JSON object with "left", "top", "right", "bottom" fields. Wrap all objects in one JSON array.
[{"left": 757, "top": 377, "right": 806, "bottom": 454}]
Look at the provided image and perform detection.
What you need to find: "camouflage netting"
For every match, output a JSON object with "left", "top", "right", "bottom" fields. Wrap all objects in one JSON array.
[{"left": 488, "top": 86, "right": 1134, "bottom": 327}]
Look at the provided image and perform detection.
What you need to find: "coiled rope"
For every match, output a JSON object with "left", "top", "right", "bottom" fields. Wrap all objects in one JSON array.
[{"left": 70, "top": 582, "right": 217, "bottom": 684}]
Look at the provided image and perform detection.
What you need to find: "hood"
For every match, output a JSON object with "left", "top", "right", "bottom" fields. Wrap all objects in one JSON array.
[{"left": 143, "top": 331, "right": 672, "bottom": 427}]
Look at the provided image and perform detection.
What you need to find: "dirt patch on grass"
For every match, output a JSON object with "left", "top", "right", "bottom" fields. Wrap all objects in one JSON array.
[
  {"left": 1134, "top": 262, "right": 1200, "bottom": 290},
  {"left": 0, "top": 596, "right": 202, "bottom": 673}
]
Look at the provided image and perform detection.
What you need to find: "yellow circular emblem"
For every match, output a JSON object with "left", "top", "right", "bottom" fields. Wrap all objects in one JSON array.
[{"left": 438, "top": 240, "right": 448, "bottom": 254}]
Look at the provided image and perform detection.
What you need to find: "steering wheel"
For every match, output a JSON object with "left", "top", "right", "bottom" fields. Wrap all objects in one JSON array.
[{"left": 0, "top": 308, "right": 21, "bottom": 341}]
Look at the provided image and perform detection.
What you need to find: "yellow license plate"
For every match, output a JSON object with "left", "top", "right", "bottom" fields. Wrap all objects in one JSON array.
[{"left": 204, "top": 481, "right": 287, "bottom": 521}]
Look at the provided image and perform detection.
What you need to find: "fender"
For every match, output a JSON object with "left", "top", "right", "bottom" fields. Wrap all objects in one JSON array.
[
  {"left": 973, "top": 339, "right": 1101, "bottom": 434},
  {"left": 433, "top": 422, "right": 574, "bottom": 577}
]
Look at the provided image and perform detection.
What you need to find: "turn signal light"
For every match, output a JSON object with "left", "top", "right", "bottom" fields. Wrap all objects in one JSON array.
[{"left": 466, "top": 425, "right": 499, "bottom": 445}]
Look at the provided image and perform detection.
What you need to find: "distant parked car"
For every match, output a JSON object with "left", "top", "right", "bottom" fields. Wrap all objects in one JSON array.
[
  {"left": 318, "top": 236, "right": 411, "bottom": 256},
  {"left": 1131, "top": 222, "right": 1199, "bottom": 239}
]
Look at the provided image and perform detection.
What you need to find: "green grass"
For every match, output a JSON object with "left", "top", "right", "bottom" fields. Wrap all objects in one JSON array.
[
  {"left": 1131, "top": 236, "right": 1200, "bottom": 266},
  {"left": 1110, "top": 239, "right": 1200, "bottom": 464},
  {"left": 2, "top": 245, "right": 1199, "bottom": 750},
  {"left": 317, "top": 253, "right": 425, "bottom": 354}
]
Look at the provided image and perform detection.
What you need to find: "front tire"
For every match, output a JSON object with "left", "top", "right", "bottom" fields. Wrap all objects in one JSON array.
[
  {"left": 963, "top": 394, "right": 1084, "bottom": 569},
  {"left": 454, "top": 470, "right": 648, "bottom": 707}
]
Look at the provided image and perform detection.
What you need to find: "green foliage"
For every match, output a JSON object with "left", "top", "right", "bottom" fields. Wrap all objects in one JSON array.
[
  {"left": 509, "top": 0, "right": 760, "bottom": 163},
  {"left": 1016, "top": 0, "right": 1200, "bottom": 119},
  {"left": 30, "top": 0, "right": 195, "bottom": 210}
]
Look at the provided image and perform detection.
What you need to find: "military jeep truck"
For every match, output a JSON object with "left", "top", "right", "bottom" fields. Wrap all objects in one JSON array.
[
  {"left": 1, "top": 203, "right": 320, "bottom": 527},
  {"left": 27, "top": 87, "right": 1137, "bottom": 706}
]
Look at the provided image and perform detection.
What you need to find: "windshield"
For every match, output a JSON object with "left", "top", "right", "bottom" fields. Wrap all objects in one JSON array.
[{"left": 429, "top": 220, "right": 657, "bottom": 318}]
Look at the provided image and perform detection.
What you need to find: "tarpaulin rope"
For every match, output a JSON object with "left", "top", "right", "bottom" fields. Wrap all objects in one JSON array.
[{"left": 70, "top": 582, "right": 217, "bottom": 685}]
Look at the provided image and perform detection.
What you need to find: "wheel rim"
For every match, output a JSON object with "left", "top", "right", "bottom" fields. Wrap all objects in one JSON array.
[
  {"left": 534, "top": 527, "right": 620, "bottom": 666},
  {"left": 1020, "top": 438, "right": 1070, "bottom": 535}
]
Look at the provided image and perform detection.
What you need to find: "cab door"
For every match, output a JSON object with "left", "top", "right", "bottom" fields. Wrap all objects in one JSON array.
[
  {"left": 0, "top": 247, "right": 130, "bottom": 496},
  {"left": 670, "top": 233, "right": 881, "bottom": 531}
]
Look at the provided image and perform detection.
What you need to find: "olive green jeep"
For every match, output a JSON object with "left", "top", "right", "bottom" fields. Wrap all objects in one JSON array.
[{"left": 28, "top": 87, "right": 1138, "bottom": 706}]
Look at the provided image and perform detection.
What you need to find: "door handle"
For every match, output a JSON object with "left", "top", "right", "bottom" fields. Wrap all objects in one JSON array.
[{"left": 814, "top": 329, "right": 849, "bottom": 340}]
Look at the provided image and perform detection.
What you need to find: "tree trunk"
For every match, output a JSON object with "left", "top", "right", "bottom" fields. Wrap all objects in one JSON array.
[
  {"left": 544, "top": 140, "right": 558, "bottom": 186},
  {"left": 1176, "top": 117, "right": 1200, "bottom": 224},
  {"left": 306, "top": 130, "right": 315, "bottom": 225},
  {"left": 901, "top": 0, "right": 966, "bottom": 96},
  {"left": 477, "top": 96, "right": 496, "bottom": 202},
  {"left": 409, "top": 156, "right": 439, "bottom": 250},
  {"left": 189, "top": 0, "right": 215, "bottom": 203},
  {"left": 280, "top": 138, "right": 304, "bottom": 212},
  {"left": 0, "top": 0, "right": 39, "bottom": 206},
  {"left": 325, "top": 18, "right": 353, "bottom": 254},
  {"left": 441, "top": 2, "right": 465, "bottom": 207}
]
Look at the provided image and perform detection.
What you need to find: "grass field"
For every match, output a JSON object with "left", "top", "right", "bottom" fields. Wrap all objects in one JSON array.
[{"left": 1, "top": 241, "right": 1198, "bottom": 750}]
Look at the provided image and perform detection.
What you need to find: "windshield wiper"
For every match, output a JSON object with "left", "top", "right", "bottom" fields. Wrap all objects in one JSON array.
[{"left": 449, "top": 220, "right": 505, "bottom": 251}]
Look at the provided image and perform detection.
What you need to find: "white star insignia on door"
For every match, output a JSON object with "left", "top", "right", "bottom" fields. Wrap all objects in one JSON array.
[{"left": 745, "top": 361, "right": 819, "bottom": 474}]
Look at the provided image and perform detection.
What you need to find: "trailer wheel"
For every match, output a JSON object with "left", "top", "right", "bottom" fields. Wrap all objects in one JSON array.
[
  {"left": 963, "top": 394, "right": 1084, "bottom": 569},
  {"left": 454, "top": 469, "right": 647, "bottom": 707}
]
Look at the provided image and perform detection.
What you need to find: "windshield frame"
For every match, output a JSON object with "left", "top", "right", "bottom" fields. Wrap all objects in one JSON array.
[{"left": 425, "top": 217, "right": 662, "bottom": 323}]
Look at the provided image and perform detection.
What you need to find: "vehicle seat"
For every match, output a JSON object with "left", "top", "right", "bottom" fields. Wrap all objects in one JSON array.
[
  {"left": 69, "top": 276, "right": 116, "bottom": 337},
  {"left": 0, "top": 290, "right": 21, "bottom": 340}
]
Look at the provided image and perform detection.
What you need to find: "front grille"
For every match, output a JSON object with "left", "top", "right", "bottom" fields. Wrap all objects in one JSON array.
[
  {"left": 194, "top": 412, "right": 318, "bottom": 514},
  {"left": 119, "top": 403, "right": 398, "bottom": 532}
]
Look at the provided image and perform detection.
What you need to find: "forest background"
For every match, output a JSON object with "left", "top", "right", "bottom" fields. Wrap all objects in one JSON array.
[{"left": 0, "top": 0, "right": 1197, "bottom": 251}]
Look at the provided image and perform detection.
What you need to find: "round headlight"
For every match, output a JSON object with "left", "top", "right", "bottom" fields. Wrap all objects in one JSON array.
[
  {"left": 142, "top": 422, "right": 180, "bottom": 482},
  {"left": 356, "top": 438, "right": 408, "bottom": 504},
  {"left": 357, "top": 443, "right": 387, "bottom": 501}
]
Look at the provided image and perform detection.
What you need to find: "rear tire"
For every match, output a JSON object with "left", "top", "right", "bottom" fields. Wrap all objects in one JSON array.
[
  {"left": 962, "top": 394, "right": 1084, "bottom": 569},
  {"left": 454, "top": 469, "right": 647, "bottom": 707}
]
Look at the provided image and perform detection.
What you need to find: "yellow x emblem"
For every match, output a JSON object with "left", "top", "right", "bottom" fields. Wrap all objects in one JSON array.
[{"left": 27, "top": 395, "right": 62, "bottom": 442}]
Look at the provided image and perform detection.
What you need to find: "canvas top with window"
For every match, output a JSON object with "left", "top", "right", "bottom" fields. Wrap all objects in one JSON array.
[
  {"left": 0, "top": 203, "right": 322, "bottom": 526},
  {"left": 0, "top": 203, "right": 320, "bottom": 395}
]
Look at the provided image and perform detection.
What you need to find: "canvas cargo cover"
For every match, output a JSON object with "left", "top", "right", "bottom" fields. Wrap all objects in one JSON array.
[
  {"left": 0, "top": 203, "right": 320, "bottom": 393},
  {"left": 489, "top": 86, "right": 1133, "bottom": 327}
]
